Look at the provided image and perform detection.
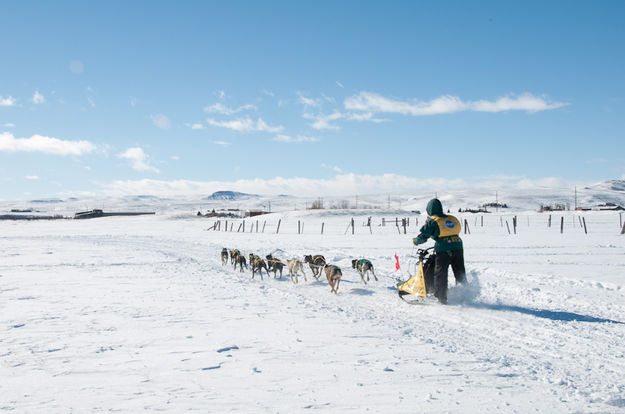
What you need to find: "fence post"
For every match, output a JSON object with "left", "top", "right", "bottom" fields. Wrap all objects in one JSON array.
[
  {"left": 560, "top": 216, "right": 564, "bottom": 234},
  {"left": 500, "top": 216, "right": 503, "bottom": 227},
  {"left": 621, "top": 220, "right": 625, "bottom": 235},
  {"left": 276, "top": 219, "right": 281, "bottom": 234},
  {"left": 481, "top": 215, "right": 483, "bottom": 227},
  {"left": 298, "top": 220, "right": 301, "bottom": 235},
  {"left": 513, "top": 216, "right": 517, "bottom": 234},
  {"left": 578, "top": 216, "right": 583, "bottom": 227},
  {"left": 620, "top": 212, "right": 622, "bottom": 228},
  {"left": 224, "top": 220, "right": 227, "bottom": 231},
  {"left": 262, "top": 221, "right": 266, "bottom": 233},
  {"left": 583, "top": 217, "right": 588, "bottom": 234},
  {"left": 402, "top": 218, "right": 407, "bottom": 234},
  {"left": 352, "top": 218, "right": 355, "bottom": 235},
  {"left": 506, "top": 221, "right": 511, "bottom": 234},
  {"left": 321, "top": 222, "right": 324, "bottom": 235},
  {"left": 256, "top": 220, "right": 259, "bottom": 233},
  {"left": 242, "top": 221, "right": 246, "bottom": 233},
  {"left": 237, "top": 223, "right": 242, "bottom": 232},
  {"left": 464, "top": 219, "right": 470, "bottom": 235},
  {"left": 302, "top": 221, "right": 305, "bottom": 234},
  {"left": 548, "top": 215, "right": 551, "bottom": 228},
  {"left": 230, "top": 222, "right": 234, "bottom": 232},
  {"left": 382, "top": 218, "right": 385, "bottom": 227}
]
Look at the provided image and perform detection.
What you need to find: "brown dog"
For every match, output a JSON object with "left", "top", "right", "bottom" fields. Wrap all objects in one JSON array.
[
  {"left": 324, "top": 264, "right": 342, "bottom": 293},
  {"left": 286, "top": 259, "right": 307, "bottom": 284}
]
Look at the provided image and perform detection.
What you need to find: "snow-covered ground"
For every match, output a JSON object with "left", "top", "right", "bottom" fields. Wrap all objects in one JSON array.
[{"left": 1, "top": 194, "right": 625, "bottom": 412}]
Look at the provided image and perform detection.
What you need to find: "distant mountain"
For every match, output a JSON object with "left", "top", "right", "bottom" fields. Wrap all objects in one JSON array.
[
  {"left": 30, "top": 199, "right": 64, "bottom": 203},
  {"left": 204, "top": 191, "right": 259, "bottom": 200},
  {"left": 608, "top": 180, "right": 625, "bottom": 192}
]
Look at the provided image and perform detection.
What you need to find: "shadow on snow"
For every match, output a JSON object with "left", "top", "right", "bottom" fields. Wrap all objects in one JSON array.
[{"left": 468, "top": 302, "right": 624, "bottom": 324}]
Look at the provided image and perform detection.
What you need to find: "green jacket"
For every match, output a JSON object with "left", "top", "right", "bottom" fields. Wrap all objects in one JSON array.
[{"left": 413, "top": 199, "right": 463, "bottom": 252}]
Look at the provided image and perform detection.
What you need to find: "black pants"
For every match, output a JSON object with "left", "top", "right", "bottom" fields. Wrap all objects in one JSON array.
[{"left": 433, "top": 250, "right": 466, "bottom": 303}]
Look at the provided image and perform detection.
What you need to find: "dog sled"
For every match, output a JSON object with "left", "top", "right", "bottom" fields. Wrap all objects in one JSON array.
[{"left": 397, "top": 247, "right": 437, "bottom": 305}]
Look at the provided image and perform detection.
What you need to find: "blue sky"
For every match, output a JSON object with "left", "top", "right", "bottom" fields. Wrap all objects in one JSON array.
[{"left": 1, "top": 1, "right": 624, "bottom": 199}]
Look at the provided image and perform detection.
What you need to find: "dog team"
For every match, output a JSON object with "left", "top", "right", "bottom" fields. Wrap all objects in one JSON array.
[{"left": 221, "top": 248, "right": 377, "bottom": 294}]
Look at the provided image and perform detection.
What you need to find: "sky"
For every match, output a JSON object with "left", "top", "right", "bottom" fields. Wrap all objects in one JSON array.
[{"left": 1, "top": 0, "right": 624, "bottom": 199}]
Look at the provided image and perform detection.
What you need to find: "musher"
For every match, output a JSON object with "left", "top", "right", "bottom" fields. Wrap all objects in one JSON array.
[{"left": 413, "top": 198, "right": 466, "bottom": 304}]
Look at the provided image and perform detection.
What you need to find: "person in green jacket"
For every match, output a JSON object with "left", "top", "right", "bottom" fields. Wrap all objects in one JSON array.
[{"left": 413, "top": 198, "right": 466, "bottom": 304}]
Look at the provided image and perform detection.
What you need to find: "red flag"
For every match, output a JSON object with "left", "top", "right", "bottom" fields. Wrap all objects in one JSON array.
[{"left": 394, "top": 253, "right": 400, "bottom": 271}]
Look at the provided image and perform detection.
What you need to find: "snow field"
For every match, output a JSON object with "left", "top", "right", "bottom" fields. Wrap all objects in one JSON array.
[{"left": 1, "top": 210, "right": 624, "bottom": 412}]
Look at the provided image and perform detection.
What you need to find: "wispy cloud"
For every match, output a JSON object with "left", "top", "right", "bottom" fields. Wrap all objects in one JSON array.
[
  {"left": 0, "top": 132, "right": 96, "bottom": 155},
  {"left": 0, "top": 96, "right": 16, "bottom": 107},
  {"left": 69, "top": 60, "right": 84, "bottom": 74},
  {"left": 273, "top": 134, "right": 319, "bottom": 143},
  {"left": 151, "top": 114, "right": 171, "bottom": 130},
  {"left": 186, "top": 122, "right": 206, "bottom": 130},
  {"left": 297, "top": 92, "right": 321, "bottom": 108},
  {"left": 336, "top": 81, "right": 344, "bottom": 88},
  {"left": 321, "top": 163, "right": 343, "bottom": 173},
  {"left": 3, "top": 123, "right": 16, "bottom": 128},
  {"left": 25, "top": 175, "right": 39, "bottom": 180},
  {"left": 304, "top": 111, "right": 343, "bottom": 130},
  {"left": 117, "top": 147, "right": 159, "bottom": 172},
  {"left": 32, "top": 91, "right": 45, "bottom": 104},
  {"left": 344, "top": 92, "right": 568, "bottom": 116},
  {"left": 207, "top": 116, "right": 283, "bottom": 133},
  {"left": 212, "top": 140, "right": 231, "bottom": 146},
  {"left": 171, "top": 155, "right": 180, "bottom": 161},
  {"left": 204, "top": 102, "right": 256, "bottom": 115}
]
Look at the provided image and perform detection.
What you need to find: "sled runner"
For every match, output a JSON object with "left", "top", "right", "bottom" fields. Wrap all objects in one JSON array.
[{"left": 397, "top": 247, "right": 437, "bottom": 305}]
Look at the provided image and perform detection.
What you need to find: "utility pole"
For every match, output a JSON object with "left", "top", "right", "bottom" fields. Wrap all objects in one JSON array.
[{"left": 574, "top": 187, "right": 577, "bottom": 210}]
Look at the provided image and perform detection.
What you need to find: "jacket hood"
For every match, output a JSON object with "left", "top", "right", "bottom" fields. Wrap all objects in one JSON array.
[{"left": 426, "top": 198, "right": 444, "bottom": 216}]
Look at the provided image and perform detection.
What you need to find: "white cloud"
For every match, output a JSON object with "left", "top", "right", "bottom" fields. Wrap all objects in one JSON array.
[
  {"left": 304, "top": 111, "right": 343, "bottom": 130},
  {"left": 321, "top": 163, "right": 343, "bottom": 173},
  {"left": 207, "top": 116, "right": 283, "bottom": 133},
  {"left": 273, "top": 134, "right": 319, "bottom": 143},
  {"left": 151, "top": 114, "right": 171, "bottom": 130},
  {"left": 336, "top": 81, "right": 344, "bottom": 88},
  {"left": 25, "top": 175, "right": 39, "bottom": 180},
  {"left": 204, "top": 102, "right": 256, "bottom": 115},
  {"left": 69, "top": 60, "right": 84, "bottom": 74},
  {"left": 87, "top": 97, "right": 96, "bottom": 108},
  {"left": 130, "top": 97, "right": 139, "bottom": 107},
  {"left": 0, "top": 96, "right": 16, "bottom": 107},
  {"left": 117, "top": 147, "right": 159, "bottom": 173},
  {"left": 171, "top": 155, "right": 180, "bottom": 161},
  {"left": 0, "top": 132, "right": 96, "bottom": 155},
  {"left": 215, "top": 90, "right": 226, "bottom": 99},
  {"left": 344, "top": 92, "right": 568, "bottom": 116},
  {"left": 101, "top": 173, "right": 569, "bottom": 198},
  {"left": 212, "top": 140, "right": 231, "bottom": 146},
  {"left": 297, "top": 92, "right": 321, "bottom": 108},
  {"left": 3, "top": 123, "right": 16, "bottom": 128},
  {"left": 188, "top": 122, "right": 206, "bottom": 130},
  {"left": 33, "top": 91, "right": 45, "bottom": 104}
]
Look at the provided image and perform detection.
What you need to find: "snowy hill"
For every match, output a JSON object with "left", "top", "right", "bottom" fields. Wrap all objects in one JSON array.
[{"left": 204, "top": 191, "right": 259, "bottom": 201}]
